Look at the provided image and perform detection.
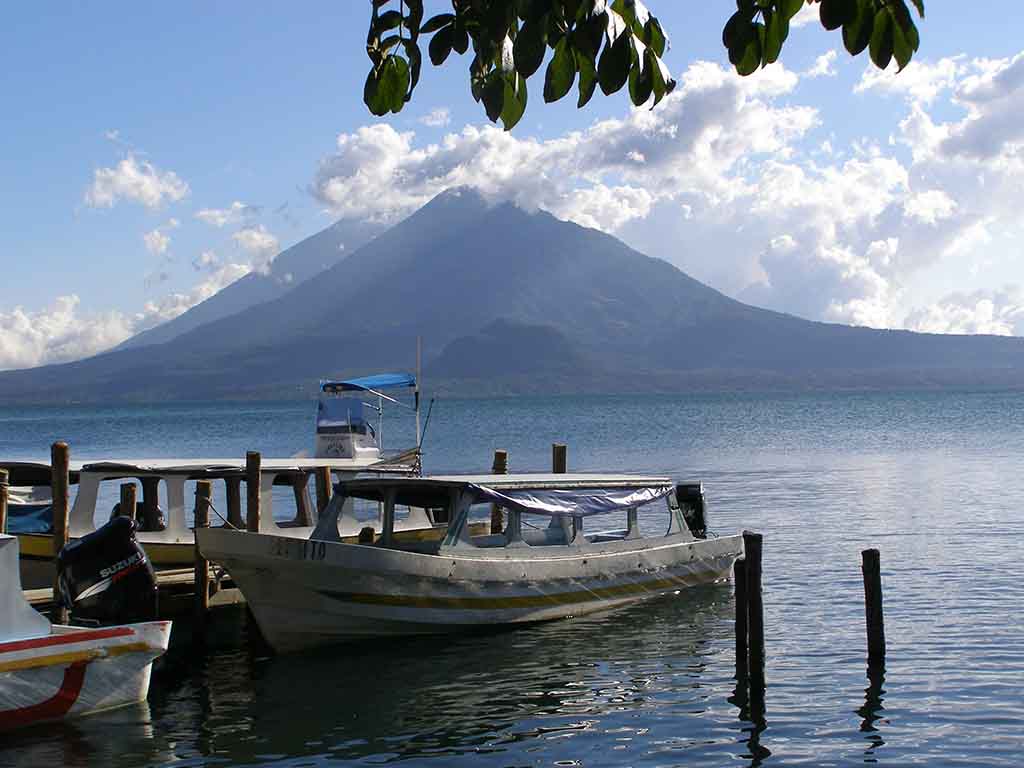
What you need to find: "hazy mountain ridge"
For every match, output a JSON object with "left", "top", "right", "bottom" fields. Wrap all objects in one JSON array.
[{"left": 3, "top": 187, "right": 1024, "bottom": 403}]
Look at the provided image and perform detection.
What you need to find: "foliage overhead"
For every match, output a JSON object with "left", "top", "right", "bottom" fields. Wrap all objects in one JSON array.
[{"left": 364, "top": 0, "right": 924, "bottom": 130}]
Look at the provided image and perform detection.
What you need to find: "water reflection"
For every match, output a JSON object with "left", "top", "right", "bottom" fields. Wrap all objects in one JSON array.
[
  {"left": 155, "top": 585, "right": 739, "bottom": 766},
  {"left": 857, "top": 664, "right": 888, "bottom": 760}
]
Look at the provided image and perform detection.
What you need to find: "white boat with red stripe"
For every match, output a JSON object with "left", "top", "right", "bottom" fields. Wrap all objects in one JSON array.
[{"left": 0, "top": 534, "right": 171, "bottom": 730}]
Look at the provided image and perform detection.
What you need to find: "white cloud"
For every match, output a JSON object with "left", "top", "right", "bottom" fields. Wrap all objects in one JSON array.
[
  {"left": 232, "top": 224, "right": 279, "bottom": 273},
  {"left": 84, "top": 155, "right": 189, "bottom": 209},
  {"left": 419, "top": 107, "right": 451, "bottom": 127},
  {"left": 137, "top": 263, "right": 252, "bottom": 327},
  {"left": 195, "top": 201, "right": 256, "bottom": 228},
  {"left": 856, "top": 57, "right": 965, "bottom": 105},
  {"left": 0, "top": 261, "right": 255, "bottom": 370},
  {"left": 903, "top": 189, "right": 957, "bottom": 225},
  {"left": 143, "top": 228, "right": 171, "bottom": 255},
  {"left": 142, "top": 218, "right": 180, "bottom": 255},
  {"left": 192, "top": 250, "right": 219, "bottom": 271},
  {"left": 790, "top": 3, "right": 819, "bottom": 28},
  {"left": 0, "top": 296, "right": 135, "bottom": 371},
  {"left": 906, "top": 288, "right": 1024, "bottom": 336},
  {"left": 805, "top": 51, "right": 837, "bottom": 78}
]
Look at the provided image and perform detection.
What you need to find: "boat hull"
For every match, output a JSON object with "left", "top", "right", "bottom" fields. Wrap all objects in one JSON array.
[
  {"left": 199, "top": 528, "right": 743, "bottom": 652},
  {"left": 0, "top": 621, "right": 171, "bottom": 730}
]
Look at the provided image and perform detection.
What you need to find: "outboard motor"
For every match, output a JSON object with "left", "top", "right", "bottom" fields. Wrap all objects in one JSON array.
[
  {"left": 675, "top": 483, "right": 708, "bottom": 539},
  {"left": 56, "top": 516, "right": 158, "bottom": 625}
]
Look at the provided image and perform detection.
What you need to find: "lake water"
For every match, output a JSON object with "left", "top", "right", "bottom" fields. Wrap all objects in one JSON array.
[{"left": 1, "top": 391, "right": 1023, "bottom": 767}]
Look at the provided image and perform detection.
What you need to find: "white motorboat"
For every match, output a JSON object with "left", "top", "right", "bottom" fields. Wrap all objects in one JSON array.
[
  {"left": 0, "top": 533, "right": 171, "bottom": 730},
  {"left": 198, "top": 473, "right": 745, "bottom": 653},
  {"left": 6, "top": 455, "right": 419, "bottom": 591}
]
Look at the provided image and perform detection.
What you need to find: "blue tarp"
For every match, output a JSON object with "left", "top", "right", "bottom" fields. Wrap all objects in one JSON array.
[
  {"left": 321, "top": 373, "right": 416, "bottom": 393},
  {"left": 6, "top": 503, "right": 53, "bottom": 535}
]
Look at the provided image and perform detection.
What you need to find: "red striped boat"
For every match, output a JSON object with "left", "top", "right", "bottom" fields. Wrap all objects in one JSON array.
[{"left": 0, "top": 534, "right": 170, "bottom": 730}]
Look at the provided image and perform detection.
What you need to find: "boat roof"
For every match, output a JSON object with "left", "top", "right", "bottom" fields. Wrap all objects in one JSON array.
[
  {"left": 336, "top": 473, "right": 678, "bottom": 512},
  {"left": 0, "top": 461, "right": 84, "bottom": 486},
  {"left": 320, "top": 373, "right": 416, "bottom": 394},
  {"left": 0, "top": 456, "right": 415, "bottom": 484},
  {"left": 82, "top": 457, "right": 416, "bottom": 476}
]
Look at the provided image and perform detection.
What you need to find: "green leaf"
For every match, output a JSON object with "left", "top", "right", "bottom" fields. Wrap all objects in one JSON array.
[
  {"left": 544, "top": 36, "right": 576, "bottom": 102},
  {"left": 763, "top": 9, "right": 789, "bottom": 65},
  {"left": 577, "top": 52, "right": 598, "bottom": 108},
  {"left": 402, "top": 39, "right": 422, "bottom": 99},
  {"left": 648, "top": 49, "right": 670, "bottom": 107},
  {"left": 728, "top": 19, "right": 761, "bottom": 76},
  {"left": 909, "top": 0, "right": 924, "bottom": 17},
  {"left": 514, "top": 17, "right": 547, "bottom": 78},
  {"left": 363, "top": 54, "right": 410, "bottom": 116},
  {"left": 428, "top": 25, "right": 454, "bottom": 66},
  {"left": 501, "top": 73, "right": 527, "bottom": 130},
  {"left": 868, "top": 8, "right": 894, "bottom": 69},
  {"left": 778, "top": 0, "right": 804, "bottom": 20},
  {"left": 597, "top": 26, "right": 632, "bottom": 94},
  {"left": 452, "top": 24, "right": 470, "bottom": 54},
  {"left": 842, "top": 0, "right": 873, "bottom": 56},
  {"left": 373, "top": 10, "right": 404, "bottom": 34},
  {"left": 820, "top": 0, "right": 854, "bottom": 31},
  {"left": 644, "top": 19, "right": 667, "bottom": 58},
  {"left": 628, "top": 51, "right": 653, "bottom": 106},
  {"left": 482, "top": 71, "right": 505, "bottom": 122},
  {"left": 421, "top": 13, "right": 454, "bottom": 34}
]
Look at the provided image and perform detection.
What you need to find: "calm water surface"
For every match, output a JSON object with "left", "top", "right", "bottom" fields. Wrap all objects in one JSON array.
[{"left": 1, "top": 391, "right": 1022, "bottom": 767}]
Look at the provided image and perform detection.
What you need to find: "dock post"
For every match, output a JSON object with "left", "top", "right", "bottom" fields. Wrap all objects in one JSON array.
[
  {"left": 141, "top": 477, "right": 161, "bottom": 531},
  {"left": 51, "top": 442, "right": 70, "bottom": 624},
  {"left": 490, "top": 449, "right": 508, "bottom": 534},
  {"left": 0, "top": 469, "right": 8, "bottom": 535},
  {"left": 226, "top": 477, "right": 244, "bottom": 528},
  {"left": 552, "top": 443, "right": 567, "bottom": 474},
  {"left": 246, "top": 451, "right": 261, "bottom": 533},
  {"left": 743, "top": 531, "right": 765, "bottom": 686},
  {"left": 734, "top": 557, "right": 749, "bottom": 681},
  {"left": 118, "top": 482, "right": 137, "bottom": 522},
  {"left": 194, "top": 480, "right": 212, "bottom": 633},
  {"left": 862, "top": 548, "right": 886, "bottom": 666},
  {"left": 314, "top": 466, "right": 332, "bottom": 515}
]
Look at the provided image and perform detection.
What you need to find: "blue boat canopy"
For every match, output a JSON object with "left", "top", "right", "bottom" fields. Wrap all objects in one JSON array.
[{"left": 321, "top": 373, "right": 416, "bottom": 394}]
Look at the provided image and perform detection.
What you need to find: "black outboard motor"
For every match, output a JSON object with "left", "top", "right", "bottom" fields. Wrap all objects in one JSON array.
[
  {"left": 56, "top": 516, "right": 158, "bottom": 625},
  {"left": 675, "top": 483, "right": 708, "bottom": 539}
]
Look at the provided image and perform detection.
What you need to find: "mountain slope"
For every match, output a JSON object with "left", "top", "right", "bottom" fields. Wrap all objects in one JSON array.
[
  {"left": 2, "top": 187, "right": 1024, "bottom": 403},
  {"left": 119, "top": 217, "right": 380, "bottom": 350}
]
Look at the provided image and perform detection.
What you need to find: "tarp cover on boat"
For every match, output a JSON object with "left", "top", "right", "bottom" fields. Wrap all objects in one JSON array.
[
  {"left": 321, "top": 373, "right": 416, "bottom": 393},
  {"left": 468, "top": 484, "right": 674, "bottom": 517}
]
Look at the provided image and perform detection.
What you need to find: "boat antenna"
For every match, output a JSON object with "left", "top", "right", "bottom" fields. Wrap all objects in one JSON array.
[{"left": 415, "top": 336, "right": 422, "bottom": 447}]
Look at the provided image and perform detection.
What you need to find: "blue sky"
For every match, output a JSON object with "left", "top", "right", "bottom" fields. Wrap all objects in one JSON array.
[{"left": 2, "top": 2, "right": 1024, "bottom": 368}]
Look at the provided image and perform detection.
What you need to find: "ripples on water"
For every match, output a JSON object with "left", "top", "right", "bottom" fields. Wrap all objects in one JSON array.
[{"left": 1, "top": 391, "right": 1023, "bottom": 766}]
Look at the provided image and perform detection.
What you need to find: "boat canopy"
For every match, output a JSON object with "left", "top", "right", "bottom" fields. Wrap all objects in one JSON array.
[
  {"left": 320, "top": 373, "right": 416, "bottom": 394},
  {"left": 469, "top": 483, "right": 673, "bottom": 517},
  {"left": 336, "top": 474, "right": 675, "bottom": 515}
]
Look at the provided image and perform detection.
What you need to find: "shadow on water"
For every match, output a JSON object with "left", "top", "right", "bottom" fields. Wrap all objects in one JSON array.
[
  {"left": 145, "top": 584, "right": 744, "bottom": 766},
  {"left": 856, "top": 664, "right": 888, "bottom": 761}
]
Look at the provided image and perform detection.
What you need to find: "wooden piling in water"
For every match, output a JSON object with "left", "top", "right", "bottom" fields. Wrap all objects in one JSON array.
[
  {"left": 552, "top": 443, "right": 567, "bottom": 474},
  {"left": 51, "top": 441, "right": 70, "bottom": 624},
  {"left": 743, "top": 531, "right": 765, "bottom": 683},
  {"left": 194, "top": 480, "right": 212, "bottom": 629},
  {"left": 862, "top": 548, "right": 886, "bottom": 666},
  {"left": 246, "top": 451, "right": 261, "bottom": 533},
  {"left": 118, "top": 483, "right": 137, "bottom": 522},
  {"left": 226, "top": 477, "right": 243, "bottom": 528},
  {"left": 0, "top": 468, "right": 8, "bottom": 535},
  {"left": 314, "top": 466, "right": 332, "bottom": 516},
  {"left": 490, "top": 449, "right": 508, "bottom": 534},
  {"left": 734, "top": 557, "right": 749, "bottom": 680}
]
